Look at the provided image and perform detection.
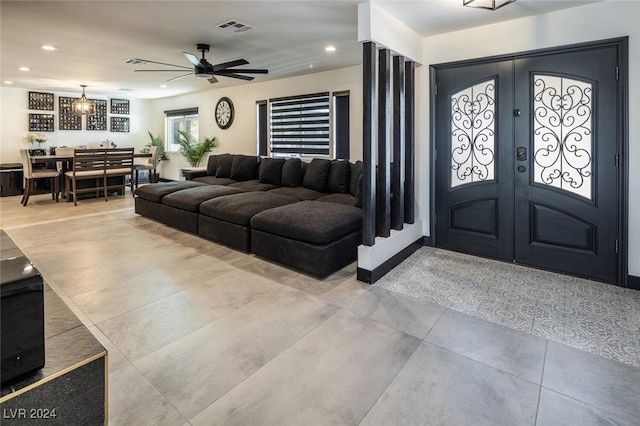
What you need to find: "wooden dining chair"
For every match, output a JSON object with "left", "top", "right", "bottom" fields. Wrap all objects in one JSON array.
[{"left": 19, "top": 149, "right": 60, "bottom": 206}]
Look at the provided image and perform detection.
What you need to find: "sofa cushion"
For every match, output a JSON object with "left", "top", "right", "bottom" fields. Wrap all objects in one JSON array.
[
  {"left": 302, "top": 158, "right": 331, "bottom": 192},
  {"left": 350, "top": 161, "right": 363, "bottom": 196},
  {"left": 281, "top": 158, "right": 302, "bottom": 187},
  {"left": 134, "top": 181, "right": 206, "bottom": 203},
  {"left": 316, "top": 193, "right": 357, "bottom": 207},
  {"left": 215, "top": 153, "right": 233, "bottom": 177},
  {"left": 162, "top": 185, "right": 245, "bottom": 212},
  {"left": 327, "top": 160, "right": 351, "bottom": 194},
  {"left": 206, "top": 154, "right": 219, "bottom": 176},
  {"left": 230, "top": 155, "right": 260, "bottom": 181},
  {"left": 193, "top": 176, "right": 236, "bottom": 186},
  {"left": 258, "top": 158, "right": 285, "bottom": 185},
  {"left": 268, "top": 186, "right": 325, "bottom": 201},
  {"left": 229, "top": 180, "right": 278, "bottom": 192},
  {"left": 200, "top": 192, "right": 298, "bottom": 226},
  {"left": 251, "top": 201, "right": 362, "bottom": 245}
]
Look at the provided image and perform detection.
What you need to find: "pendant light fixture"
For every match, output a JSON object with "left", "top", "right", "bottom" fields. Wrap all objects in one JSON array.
[
  {"left": 72, "top": 85, "right": 96, "bottom": 115},
  {"left": 463, "top": 0, "right": 516, "bottom": 10}
]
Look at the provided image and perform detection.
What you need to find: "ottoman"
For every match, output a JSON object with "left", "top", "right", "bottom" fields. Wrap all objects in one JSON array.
[
  {"left": 199, "top": 192, "right": 298, "bottom": 251},
  {"left": 159, "top": 185, "right": 246, "bottom": 233},
  {"left": 134, "top": 181, "right": 206, "bottom": 223},
  {"left": 250, "top": 200, "right": 363, "bottom": 277}
]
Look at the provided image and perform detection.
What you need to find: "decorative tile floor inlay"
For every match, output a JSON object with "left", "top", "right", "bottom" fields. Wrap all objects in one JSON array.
[{"left": 376, "top": 247, "right": 640, "bottom": 368}]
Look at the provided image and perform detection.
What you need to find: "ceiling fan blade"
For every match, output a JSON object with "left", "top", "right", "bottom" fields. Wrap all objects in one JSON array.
[
  {"left": 213, "top": 59, "right": 249, "bottom": 72},
  {"left": 134, "top": 69, "right": 192, "bottom": 72},
  {"left": 167, "top": 73, "right": 192, "bottom": 82},
  {"left": 183, "top": 52, "right": 201, "bottom": 67},
  {"left": 220, "top": 68, "right": 269, "bottom": 74},
  {"left": 133, "top": 58, "right": 192, "bottom": 69},
  {"left": 208, "top": 76, "right": 218, "bottom": 84},
  {"left": 215, "top": 73, "right": 255, "bottom": 81}
]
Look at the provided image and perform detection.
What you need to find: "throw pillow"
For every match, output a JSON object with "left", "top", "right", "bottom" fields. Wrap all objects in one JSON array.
[
  {"left": 281, "top": 158, "right": 302, "bottom": 187},
  {"left": 230, "top": 155, "right": 259, "bottom": 181},
  {"left": 350, "top": 161, "right": 363, "bottom": 196},
  {"left": 206, "top": 154, "right": 218, "bottom": 176},
  {"left": 215, "top": 154, "right": 233, "bottom": 178},
  {"left": 302, "top": 158, "right": 331, "bottom": 192},
  {"left": 327, "top": 160, "right": 351, "bottom": 194},
  {"left": 259, "top": 158, "right": 285, "bottom": 185}
]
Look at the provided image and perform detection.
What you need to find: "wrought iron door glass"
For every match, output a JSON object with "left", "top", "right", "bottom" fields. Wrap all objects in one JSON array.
[
  {"left": 450, "top": 79, "right": 496, "bottom": 188},
  {"left": 532, "top": 74, "right": 593, "bottom": 200}
]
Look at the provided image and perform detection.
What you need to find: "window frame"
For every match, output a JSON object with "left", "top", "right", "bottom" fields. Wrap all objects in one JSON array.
[
  {"left": 164, "top": 107, "right": 199, "bottom": 153},
  {"left": 257, "top": 91, "right": 350, "bottom": 160}
]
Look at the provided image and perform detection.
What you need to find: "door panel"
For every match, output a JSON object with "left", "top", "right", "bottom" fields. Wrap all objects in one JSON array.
[
  {"left": 435, "top": 61, "right": 514, "bottom": 261},
  {"left": 435, "top": 45, "right": 619, "bottom": 284},
  {"left": 513, "top": 47, "right": 618, "bottom": 283}
]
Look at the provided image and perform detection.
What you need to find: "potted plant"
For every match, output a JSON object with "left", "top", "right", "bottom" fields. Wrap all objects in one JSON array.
[
  {"left": 176, "top": 130, "right": 218, "bottom": 168},
  {"left": 25, "top": 133, "right": 47, "bottom": 156},
  {"left": 143, "top": 131, "right": 168, "bottom": 182}
]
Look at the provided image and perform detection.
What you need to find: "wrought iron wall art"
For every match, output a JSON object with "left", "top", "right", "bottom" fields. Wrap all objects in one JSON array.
[
  {"left": 532, "top": 74, "right": 593, "bottom": 200},
  {"left": 86, "top": 99, "right": 107, "bottom": 130},
  {"left": 110, "top": 117, "right": 129, "bottom": 132},
  {"left": 450, "top": 79, "right": 496, "bottom": 188},
  {"left": 28, "top": 92, "right": 54, "bottom": 110},
  {"left": 58, "top": 97, "right": 82, "bottom": 130},
  {"left": 110, "top": 98, "right": 130, "bottom": 115},
  {"left": 28, "top": 113, "right": 55, "bottom": 132}
]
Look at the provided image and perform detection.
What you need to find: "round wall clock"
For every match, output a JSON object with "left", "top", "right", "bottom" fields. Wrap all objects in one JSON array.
[{"left": 215, "top": 97, "right": 234, "bottom": 129}]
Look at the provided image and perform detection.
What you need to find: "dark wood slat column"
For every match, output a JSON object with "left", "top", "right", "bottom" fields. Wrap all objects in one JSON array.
[
  {"left": 362, "top": 41, "right": 377, "bottom": 246},
  {"left": 404, "top": 60, "right": 416, "bottom": 224},
  {"left": 377, "top": 48, "right": 391, "bottom": 237},
  {"left": 391, "top": 55, "right": 406, "bottom": 230}
]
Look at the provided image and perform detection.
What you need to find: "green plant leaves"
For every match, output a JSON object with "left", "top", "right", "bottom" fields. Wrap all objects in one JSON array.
[{"left": 177, "top": 130, "right": 218, "bottom": 167}]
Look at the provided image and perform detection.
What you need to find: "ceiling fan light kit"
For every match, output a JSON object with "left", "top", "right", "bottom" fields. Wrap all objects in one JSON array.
[
  {"left": 463, "top": 0, "right": 516, "bottom": 10},
  {"left": 133, "top": 43, "right": 268, "bottom": 84}
]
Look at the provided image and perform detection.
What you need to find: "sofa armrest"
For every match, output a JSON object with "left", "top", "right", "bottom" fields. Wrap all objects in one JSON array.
[{"left": 183, "top": 168, "right": 208, "bottom": 180}]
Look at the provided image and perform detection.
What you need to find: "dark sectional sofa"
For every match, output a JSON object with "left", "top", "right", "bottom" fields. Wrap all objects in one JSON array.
[{"left": 134, "top": 153, "right": 363, "bottom": 278}]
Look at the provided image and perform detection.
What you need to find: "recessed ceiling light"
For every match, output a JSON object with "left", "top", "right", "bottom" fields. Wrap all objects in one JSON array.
[
  {"left": 41, "top": 45, "right": 58, "bottom": 51},
  {"left": 19, "top": 66, "right": 30, "bottom": 71},
  {"left": 4, "top": 81, "right": 13, "bottom": 85},
  {"left": 160, "top": 84, "right": 168, "bottom": 88},
  {"left": 325, "top": 46, "right": 336, "bottom": 52}
]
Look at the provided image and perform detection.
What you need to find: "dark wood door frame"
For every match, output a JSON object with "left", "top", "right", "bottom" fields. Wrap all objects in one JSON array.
[{"left": 429, "top": 37, "right": 629, "bottom": 287}]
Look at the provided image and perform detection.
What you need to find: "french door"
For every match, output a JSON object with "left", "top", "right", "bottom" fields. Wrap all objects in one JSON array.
[{"left": 434, "top": 42, "right": 623, "bottom": 284}]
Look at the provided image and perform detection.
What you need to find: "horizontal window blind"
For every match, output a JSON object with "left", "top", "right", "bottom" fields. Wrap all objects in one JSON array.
[
  {"left": 269, "top": 92, "right": 330, "bottom": 157},
  {"left": 164, "top": 107, "right": 198, "bottom": 117}
]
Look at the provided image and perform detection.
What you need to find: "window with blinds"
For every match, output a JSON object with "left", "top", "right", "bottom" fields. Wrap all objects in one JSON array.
[
  {"left": 269, "top": 92, "right": 330, "bottom": 158},
  {"left": 165, "top": 107, "right": 198, "bottom": 153}
]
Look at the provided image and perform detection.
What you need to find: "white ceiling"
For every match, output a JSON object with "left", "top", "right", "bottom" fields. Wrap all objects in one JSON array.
[{"left": 0, "top": 0, "right": 598, "bottom": 99}]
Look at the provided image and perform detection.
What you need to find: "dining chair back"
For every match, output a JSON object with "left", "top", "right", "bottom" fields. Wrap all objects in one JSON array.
[
  {"left": 133, "top": 145, "right": 159, "bottom": 189},
  {"left": 19, "top": 149, "right": 60, "bottom": 206}
]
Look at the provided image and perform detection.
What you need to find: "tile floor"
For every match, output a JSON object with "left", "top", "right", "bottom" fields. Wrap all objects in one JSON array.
[{"left": 1, "top": 192, "right": 639, "bottom": 425}]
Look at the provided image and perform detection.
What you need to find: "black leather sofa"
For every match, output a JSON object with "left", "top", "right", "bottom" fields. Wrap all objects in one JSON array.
[{"left": 134, "top": 154, "right": 363, "bottom": 278}]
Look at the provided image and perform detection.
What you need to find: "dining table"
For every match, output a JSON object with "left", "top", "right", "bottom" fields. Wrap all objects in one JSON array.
[{"left": 30, "top": 151, "right": 152, "bottom": 197}]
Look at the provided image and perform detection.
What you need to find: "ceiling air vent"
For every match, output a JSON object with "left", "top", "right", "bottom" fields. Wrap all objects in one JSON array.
[
  {"left": 217, "top": 20, "right": 253, "bottom": 33},
  {"left": 124, "top": 58, "right": 147, "bottom": 65}
]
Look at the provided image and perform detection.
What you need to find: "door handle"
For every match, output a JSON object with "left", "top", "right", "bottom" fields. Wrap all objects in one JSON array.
[{"left": 517, "top": 147, "right": 527, "bottom": 161}]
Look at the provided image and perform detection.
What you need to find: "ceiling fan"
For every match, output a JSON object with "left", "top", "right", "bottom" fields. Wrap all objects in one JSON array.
[{"left": 133, "top": 43, "right": 268, "bottom": 84}]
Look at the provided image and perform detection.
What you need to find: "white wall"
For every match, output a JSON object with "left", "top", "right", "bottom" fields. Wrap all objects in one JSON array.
[
  {"left": 0, "top": 87, "right": 152, "bottom": 163},
  {"left": 146, "top": 66, "right": 363, "bottom": 180},
  {"left": 417, "top": 0, "right": 640, "bottom": 276}
]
